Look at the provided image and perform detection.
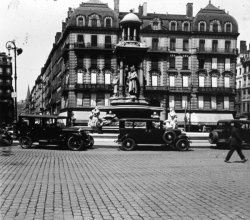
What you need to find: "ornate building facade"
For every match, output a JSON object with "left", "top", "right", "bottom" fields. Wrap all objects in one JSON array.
[{"left": 28, "top": 0, "right": 239, "bottom": 127}]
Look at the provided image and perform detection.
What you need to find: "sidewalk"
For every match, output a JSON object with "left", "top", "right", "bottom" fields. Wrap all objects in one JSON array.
[{"left": 91, "top": 132, "right": 215, "bottom": 148}]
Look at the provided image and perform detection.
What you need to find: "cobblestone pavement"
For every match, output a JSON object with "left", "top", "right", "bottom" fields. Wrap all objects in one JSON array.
[{"left": 0, "top": 144, "right": 250, "bottom": 220}]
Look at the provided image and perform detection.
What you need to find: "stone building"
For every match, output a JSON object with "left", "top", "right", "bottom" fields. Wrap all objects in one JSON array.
[
  {"left": 236, "top": 41, "right": 250, "bottom": 119},
  {"left": 28, "top": 0, "right": 239, "bottom": 128},
  {"left": 0, "top": 52, "right": 14, "bottom": 126}
]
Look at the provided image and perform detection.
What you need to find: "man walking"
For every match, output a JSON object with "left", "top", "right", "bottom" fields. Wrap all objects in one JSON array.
[{"left": 225, "top": 122, "right": 248, "bottom": 163}]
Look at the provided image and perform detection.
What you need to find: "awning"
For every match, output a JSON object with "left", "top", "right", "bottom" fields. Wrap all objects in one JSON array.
[{"left": 176, "top": 113, "right": 234, "bottom": 125}]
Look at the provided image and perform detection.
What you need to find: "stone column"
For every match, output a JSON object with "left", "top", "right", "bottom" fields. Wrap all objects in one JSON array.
[
  {"left": 133, "top": 29, "right": 137, "bottom": 41},
  {"left": 138, "top": 61, "right": 144, "bottom": 99},
  {"left": 128, "top": 27, "right": 130, "bottom": 40},
  {"left": 122, "top": 28, "right": 125, "bottom": 40},
  {"left": 119, "top": 60, "right": 124, "bottom": 97}
]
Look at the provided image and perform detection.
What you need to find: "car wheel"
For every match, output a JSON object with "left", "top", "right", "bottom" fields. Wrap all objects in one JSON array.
[
  {"left": 19, "top": 136, "right": 32, "bottom": 149},
  {"left": 209, "top": 131, "right": 218, "bottom": 144},
  {"left": 122, "top": 138, "right": 136, "bottom": 151},
  {"left": 67, "top": 136, "right": 83, "bottom": 151},
  {"left": 162, "top": 131, "right": 176, "bottom": 144},
  {"left": 86, "top": 135, "right": 94, "bottom": 148},
  {"left": 175, "top": 139, "right": 190, "bottom": 151}
]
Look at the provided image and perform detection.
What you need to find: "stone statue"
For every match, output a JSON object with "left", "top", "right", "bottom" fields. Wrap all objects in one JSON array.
[
  {"left": 112, "top": 73, "right": 119, "bottom": 96},
  {"left": 88, "top": 107, "right": 103, "bottom": 133},
  {"left": 127, "top": 65, "right": 138, "bottom": 95}
]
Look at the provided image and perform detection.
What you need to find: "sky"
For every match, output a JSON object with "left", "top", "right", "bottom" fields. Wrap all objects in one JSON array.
[{"left": 1, "top": 0, "right": 250, "bottom": 101}]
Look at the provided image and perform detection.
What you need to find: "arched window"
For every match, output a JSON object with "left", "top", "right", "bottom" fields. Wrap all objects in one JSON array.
[
  {"left": 183, "top": 22, "right": 189, "bottom": 31},
  {"left": 77, "top": 16, "right": 85, "bottom": 26},
  {"left": 89, "top": 14, "right": 101, "bottom": 27},
  {"left": 213, "top": 23, "right": 218, "bottom": 32},
  {"left": 105, "top": 17, "right": 112, "bottom": 28},
  {"left": 199, "top": 21, "right": 206, "bottom": 31},
  {"left": 169, "top": 21, "right": 177, "bottom": 31},
  {"left": 225, "top": 23, "right": 232, "bottom": 32}
]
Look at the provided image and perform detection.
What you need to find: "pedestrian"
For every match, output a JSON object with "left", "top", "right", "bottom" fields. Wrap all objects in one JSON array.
[{"left": 224, "top": 122, "right": 248, "bottom": 163}]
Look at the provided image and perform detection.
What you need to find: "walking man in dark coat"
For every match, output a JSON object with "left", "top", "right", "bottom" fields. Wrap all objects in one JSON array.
[{"left": 225, "top": 122, "right": 248, "bottom": 163}]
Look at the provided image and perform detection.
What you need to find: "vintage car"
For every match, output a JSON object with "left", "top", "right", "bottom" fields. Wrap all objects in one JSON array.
[
  {"left": 209, "top": 119, "right": 250, "bottom": 149},
  {"left": 16, "top": 114, "right": 94, "bottom": 151},
  {"left": 116, "top": 118, "right": 190, "bottom": 151}
]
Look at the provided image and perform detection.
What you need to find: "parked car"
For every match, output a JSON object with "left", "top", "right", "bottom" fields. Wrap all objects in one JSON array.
[
  {"left": 116, "top": 118, "right": 190, "bottom": 151},
  {"left": 209, "top": 119, "right": 250, "bottom": 149},
  {"left": 16, "top": 114, "right": 94, "bottom": 151}
]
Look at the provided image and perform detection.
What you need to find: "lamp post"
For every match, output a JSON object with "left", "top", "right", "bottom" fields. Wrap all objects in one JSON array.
[{"left": 6, "top": 41, "right": 23, "bottom": 122}]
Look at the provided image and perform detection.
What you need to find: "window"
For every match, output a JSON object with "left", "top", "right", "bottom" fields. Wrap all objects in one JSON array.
[
  {"left": 183, "top": 40, "right": 189, "bottom": 51},
  {"left": 225, "top": 23, "right": 232, "bottom": 32},
  {"left": 224, "top": 97, "right": 229, "bottom": 109},
  {"left": 105, "top": 18, "right": 111, "bottom": 28},
  {"left": 77, "top": 35, "right": 84, "bottom": 43},
  {"left": 91, "top": 35, "right": 97, "bottom": 47},
  {"left": 91, "top": 93, "right": 96, "bottom": 106},
  {"left": 211, "top": 96, "right": 217, "bottom": 109},
  {"left": 91, "top": 55, "right": 98, "bottom": 68},
  {"left": 182, "top": 57, "right": 189, "bottom": 70},
  {"left": 153, "top": 21, "right": 159, "bottom": 30},
  {"left": 224, "top": 76, "right": 230, "bottom": 88},
  {"left": 199, "top": 76, "right": 205, "bottom": 87},
  {"left": 225, "top": 58, "right": 231, "bottom": 71},
  {"left": 199, "top": 59, "right": 205, "bottom": 69},
  {"left": 212, "top": 40, "right": 218, "bottom": 52},
  {"left": 199, "top": 40, "right": 205, "bottom": 52},
  {"left": 212, "top": 76, "right": 217, "bottom": 88},
  {"left": 151, "top": 58, "right": 158, "bottom": 70},
  {"left": 77, "top": 71, "right": 83, "bottom": 84},
  {"left": 77, "top": 16, "right": 85, "bottom": 26},
  {"left": 6, "top": 68, "right": 11, "bottom": 75},
  {"left": 169, "top": 57, "right": 175, "bottom": 69},
  {"left": 77, "top": 57, "right": 83, "bottom": 67},
  {"left": 213, "top": 23, "right": 218, "bottom": 32},
  {"left": 0, "top": 67, "right": 2, "bottom": 74},
  {"left": 170, "top": 39, "right": 176, "bottom": 51},
  {"left": 91, "top": 72, "right": 97, "bottom": 84},
  {"left": 152, "top": 75, "right": 158, "bottom": 86},
  {"left": 152, "top": 38, "right": 159, "bottom": 50},
  {"left": 169, "top": 76, "right": 175, "bottom": 87},
  {"left": 182, "top": 76, "right": 189, "bottom": 87},
  {"left": 198, "top": 96, "right": 204, "bottom": 109},
  {"left": 212, "top": 58, "right": 217, "bottom": 69},
  {"left": 96, "top": 93, "right": 104, "bottom": 106},
  {"left": 105, "top": 36, "right": 112, "bottom": 48},
  {"left": 105, "top": 94, "right": 110, "bottom": 106},
  {"left": 170, "top": 21, "right": 176, "bottom": 31},
  {"left": 104, "top": 56, "right": 112, "bottom": 68},
  {"left": 104, "top": 72, "right": 111, "bottom": 84},
  {"left": 225, "top": 41, "right": 231, "bottom": 53},
  {"left": 169, "top": 95, "right": 175, "bottom": 108},
  {"left": 92, "top": 18, "right": 97, "bottom": 27},
  {"left": 183, "top": 23, "right": 189, "bottom": 31},
  {"left": 182, "top": 96, "right": 188, "bottom": 109},
  {"left": 77, "top": 93, "right": 83, "bottom": 106},
  {"left": 199, "top": 22, "right": 205, "bottom": 31}
]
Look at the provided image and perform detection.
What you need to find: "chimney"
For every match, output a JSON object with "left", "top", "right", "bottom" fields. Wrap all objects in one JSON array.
[
  {"left": 138, "top": 4, "right": 143, "bottom": 15},
  {"left": 143, "top": 2, "right": 147, "bottom": 16},
  {"left": 240, "top": 41, "right": 247, "bottom": 54},
  {"left": 114, "top": 0, "right": 119, "bottom": 17},
  {"left": 186, "top": 3, "right": 193, "bottom": 17}
]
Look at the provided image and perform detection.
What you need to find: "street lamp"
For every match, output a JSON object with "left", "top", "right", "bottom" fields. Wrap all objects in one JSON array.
[{"left": 6, "top": 41, "right": 23, "bottom": 122}]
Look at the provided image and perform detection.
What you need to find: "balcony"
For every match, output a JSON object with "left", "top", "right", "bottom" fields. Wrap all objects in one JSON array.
[
  {"left": 75, "top": 83, "right": 113, "bottom": 91},
  {"left": 73, "top": 43, "right": 116, "bottom": 51},
  {"left": 145, "top": 86, "right": 191, "bottom": 93},
  {"left": 148, "top": 46, "right": 169, "bottom": 53},
  {"left": 196, "top": 47, "right": 238, "bottom": 56},
  {"left": 198, "top": 87, "right": 235, "bottom": 94}
]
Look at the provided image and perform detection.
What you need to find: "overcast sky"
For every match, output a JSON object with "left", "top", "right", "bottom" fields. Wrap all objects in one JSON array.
[{"left": 1, "top": 0, "right": 250, "bottom": 101}]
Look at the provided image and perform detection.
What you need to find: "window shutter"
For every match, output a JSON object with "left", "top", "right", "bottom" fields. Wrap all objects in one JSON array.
[
  {"left": 152, "top": 75, "right": 158, "bottom": 86},
  {"left": 212, "top": 76, "right": 217, "bottom": 87},
  {"left": 183, "top": 76, "right": 188, "bottom": 87},
  {"left": 170, "top": 76, "right": 175, "bottom": 87},
  {"left": 77, "top": 72, "right": 83, "bottom": 84},
  {"left": 199, "top": 76, "right": 204, "bottom": 87}
]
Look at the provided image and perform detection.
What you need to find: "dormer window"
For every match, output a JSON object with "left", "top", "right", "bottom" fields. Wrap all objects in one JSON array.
[
  {"left": 77, "top": 16, "right": 85, "bottom": 26},
  {"left": 150, "top": 18, "right": 161, "bottom": 30},
  {"left": 169, "top": 21, "right": 177, "bottom": 31},
  {"left": 210, "top": 20, "right": 221, "bottom": 32},
  {"left": 104, "top": 17, "right": 113, "bottom": 28},
  {"left": 88, "top": 14, "right": 101, "bottom": 27},
  {"left": 225, "top": 22, "right": 232, "bottom": 32},
  {"left": 182, "top": 22, "right": 189, "bottom": 31},
  {"left": 92, "top": 18, "right": 97, "bottom": 27},
  {"left": 198, "top": 21, "right": 206, "bottom": 31},
  {"left": 213, "top": 23, "right": 218, "bottom": 32}
]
